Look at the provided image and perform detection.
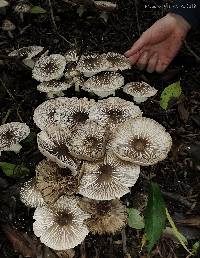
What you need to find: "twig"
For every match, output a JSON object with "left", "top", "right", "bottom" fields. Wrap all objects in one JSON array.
[
  {"left": 0, "top": 78, "right": 16, "bottom": 102},
  {"left": 121, "top": 228, "right": 130, "bottom": 257},
  {"left": 47, "top": 0, "right": 73, "bottom": 46},
  {"left": 184, "top": 41, "right": 200, "bottom": 63},
  {"left": 134, "top": 0, "right": 141, "bottom": 36}
]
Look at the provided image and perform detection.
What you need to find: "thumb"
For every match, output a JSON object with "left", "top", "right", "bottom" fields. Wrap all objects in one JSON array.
[{"left": 124, "top": 32, "right": 149, "bottom": 57}]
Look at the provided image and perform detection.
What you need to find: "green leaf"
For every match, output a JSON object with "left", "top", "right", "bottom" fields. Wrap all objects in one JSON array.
[
  {"left": 166, "top": 208, "right": 193, "bottom": 255},
  {"left": 127, "top": 208, "right": 145, "bottom": 229},
  {"left": 0, "top": 162, "right": 30, "bottom": 178},
  {"left": 30, "top": 6, "right": 47, "bottom": 14},
  {"left": 160, "top": 81, "right": 182, "bottom": 110},
  {"left": 144, "top": 182, "right": 166, "bottom": 253},
  {"left": 192, "top": 241, "right": 200, "bottom": 255}
]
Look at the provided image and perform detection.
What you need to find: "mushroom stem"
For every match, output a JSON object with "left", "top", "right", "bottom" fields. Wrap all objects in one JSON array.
[
  {"left": 133, "top": 96, "right": 148, "bottom": 103},
  {"left": 77, "top": 5, "right": 86, "bottom": 16},
  {"left": 7, "top": 31, "right": 14, "bottom": 38},
  {"left": 100, "top": 11, "right": 109, "bottom": 22},
  {"left": 19, "top": 12, "right": 24, "bottom": 22},
  {"left": 23, "top": 59, "right": 36, "bottom": 69},
  {"left": 47, "top": 91, "right": 65, "bottom": 99},
  {"left": 10, "top": 143, "right": 22, "bottom": 153}
]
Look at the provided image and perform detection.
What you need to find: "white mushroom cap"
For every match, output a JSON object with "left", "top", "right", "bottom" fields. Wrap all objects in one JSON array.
[
  {"left": 37, "top": 125, "right": 81, "bottom": 175},
  {"left": 89, "top": 97, "right": 142, "bottom": 132},
  {"left": 94, "top": 1, "right": 117, "bottom": 11},
  {"left": 0, "top": 122, "right": 30, "bottom": 155},
  {"left": 36, "top": 159, "right": 80, "bottom": 204},
  {"left": 110, "top": 117, "right": 172, "bottom": 165},
  {"left": 123, "top": 81, "right": 158, "bottom": 103},
  {"left": 104, "top": 52, "right": 131, "bottom": 71},
  {"left": 64, "top": 48, "right": 79, "bottom": 63},
  {"left": 78, "top": 151, "right": 140, "bottom": 200},
  {"left": 68, "top": 121, "right": 107, "bottom": 161},
  {"left": 2, "top": 19, "right": 16, "bottom": 31},
  {"left": 37, "top": 80, "right": 73, "bottom": 98},
  {"left": 33, "top": 196, "right": 90, "bottom": 250},
  {"left": 0, "top": 0, "right": 9, "bottom": 8},
  {"left": 76, "top": 54, "right": 110, "bottom": 77},
  {"left": 8, "top": 46, "right": 44, "bottom": 59},
  {"left": 14, "top": 3, "right": 31, "bottom": 13},
  {"left": 32, "top": 54, "right": 66, "bottom": 82},
  {"left": 33, "top": 97, "right": 95, "bottom": 131},
  {"left": 78, "top": 198, "right": 127, "bottom": 235},
  {"left": 20, "top": 178, "right": 45, "bottom": 208},
  {"left": 82, "top": 72, "right": 124, "bottom": 98}
]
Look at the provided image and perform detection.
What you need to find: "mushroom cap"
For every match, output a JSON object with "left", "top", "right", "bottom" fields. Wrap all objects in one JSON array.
[
  {"left": 37, "top": 80, "right": 73, "bottom": 93},
  {"left": 33, "top": 196, "right": 90, "bottom": 250},
  {"left": 32, "top": 54, "right": 66, "bottom": 82},
  {"left": 64, "top": 48, "right": 79, "bottom": 63},
  {"left": 36, "top": 159, "right": 80, "bottom": 204},
  {"left": 105, "top": 52, "right": 131, "bottom": 71},
  {"left": 76, "top": 54, "right": 110, "bottom": 77},
  {"left": 82, "top": 72, "right": 124, "bottom": 98},
  {"left": 94, "top": 1, "right": 117, "bottom": 11},
  {"left": 14, "top": 3, "right": 31, "bottom": 13},
  {"left": 123, "top": 81, "right": 158, "bottom": 102},
  {"left": 2, "top": 19, "right": 16, "bottom": 31},
  {"left": 110, "top": 117, "right": 172, "bottom": 165},
  {"left": 78, "top": 151, "right": 140, "bottom": 200},
  {"left": 0, "top": 0, "right": 9, "bottom": 8},
  {"left": 33, "top": 97, "right": 95, "bottom": 131},
  {"left": 20, "top": 178, "right": 45, "bottom": 208},
  {"left": 68, "top": 121, "right": 107, "bottom": 161},
  {"left": 78, "top": 198, "right": 127, "bottom": 234},
  {"left": 0, "top": 122, "right": 30, "bottom": 152},
  {"left": 8, "top": 46, "right": 44, "bottom": 59},
  {"left": 89, "top": 97, "right": 142, "bottom": 132},
  {"left": 37, "top": 125, "right": 81, "bottom": 175}
]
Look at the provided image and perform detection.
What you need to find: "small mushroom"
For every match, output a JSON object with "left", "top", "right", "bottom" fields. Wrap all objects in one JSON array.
[
  {"left": 64, "top": 48, "right": 79, "bottom": 63},
  {"left": 14, "top": 2, "right": 31, "bottom": 22},
  {"left": 33, "top": 196, "right": 90, "bottom": 250},
  {"left": 64, "top": 62, "right": 81, "bottom": 91},
  {"left": 89, "top": 97, "right": 142, "bottom": 132},
  {"left": 0, "top": 122, "right": 30, "bottom": 155},
  {"left": 20, "top": 178, "right": 45, "bottom": 208},
  {"left": 105, "top": 52, "right": 131, "bottom": 71},
  {"left": 123, "top": 81, "right": 158, "bottom": 103},
  {"left": 82, "top": 72, "right": 124, "bottom": 98},
  {"left": 78, "top": 198, "right": 127, "bottom": 235},
  {"left": 94, "top": 1, "right": 117, "bottom": 22},
  {"left": 0, "top": 0, "right": 9, "bottom": 15},
  {"left": 37, "top": 125, "right": 81, "bottom": 175},
  {"left": 32, "top": 54, "right": 66, "bottom": 82},
  {"left": 78, "top": 151, "right": 140, "bottom": 200},
  {"left": 2, "top": 19, "right": 16, "bottom": 38},
  {"left": 76, "top": 54, "right": 110, "bottom": 77},
  {"left": 37, "top": 80, "right": 73, "bottom": 98},
  {"left": 68, "top": 121, "right": 107, "bottom": 161},
  {"left": 36, "top": 159, "right": 80, "bottom": 204},
  {"left": 110, "top": 117, "right": 172, "bottom": 165},
  {"left": 9, "top": 46, "right": 44, "bottom": 68}
]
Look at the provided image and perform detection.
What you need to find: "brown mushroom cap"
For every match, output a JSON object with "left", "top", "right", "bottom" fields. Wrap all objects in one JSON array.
[
  {"left": 14, "top": 2, "right": 31, "bottom": 13},
  {"left": 37, "top": 125, "right": 81, "bottom": 175},
  {"left": 2, "top": 19, "right": 16, "bottom": 31},
  {"left": 123, "top": 81, "right": 158, "bottom": 103},
  {"left": 76, "top": 54, "right": 110, "bottom": 77},
  {"left": 105, "top": 52, "right": 131, "bottom": 71},
  {"left": 94, "top": 1, "right": 117, "bottom": 11},
  {"left": 32, "top": 54, "right": 66, "bottom": 82},
  {"left": 0, "top": 122, "right": 30, "bottom": 154},
  {"left": 68, "top": 121, "right": 107, "bottom": 161},
  {"left": 89, "top": 97, "right": 142, "bottom": 132},
  {"left": 8, "top": 46, "right": 44, "bottom": 59},
  {"left": 78, "top": 198, "right": 127, "bottom": 235},
  {"left": 78, "top": 151, "right": 140, "bottom": 200},
  {"left": 33, "top": 97, "right": 95, "bottom": 131},
  {"left": 37, "top": 80, "right": 73, "bottom": 96},
  {"left": 36, "top": 159, "right": 80, "bottom": 204},
  {"left": 82, "top": 72, "right": 124, "bottom": 98},
  {"left": 20, "top": 178, "right": 45, "bottom": 208},
  {"left": 33, "top": 196, "right": 90, "bottom": 250},
  {"left": 110, "top": 117, "right": 172, "bottom": 165}
]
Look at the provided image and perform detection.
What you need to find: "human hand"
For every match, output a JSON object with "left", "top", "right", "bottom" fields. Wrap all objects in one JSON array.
[{"left": 124, "top": 13, "right": 191, "bottom": 73}]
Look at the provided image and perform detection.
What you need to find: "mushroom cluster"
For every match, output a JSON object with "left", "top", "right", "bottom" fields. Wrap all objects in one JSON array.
[{"left": 20, "top": 95, "right": 172, "bottom": 251}]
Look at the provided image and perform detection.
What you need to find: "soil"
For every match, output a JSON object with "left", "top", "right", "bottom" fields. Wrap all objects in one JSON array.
[{"left": 0, "top": 0, "right": 200, "bottom": 257}]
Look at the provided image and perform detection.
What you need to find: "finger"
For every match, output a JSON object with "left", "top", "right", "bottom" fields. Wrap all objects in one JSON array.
[
  {"left": 155, "top": 59, "right": 168, "bottom": 73},
  {"left": 136, "top": 51, "right": 149, "bottom": 70},
  {"left": 127, "top": 51, "right": 141, "bottom": 65},
  {"left": 124, "top": 32, "right": 148, "bottom": 57},
  {"left": 146, "top": 52, "right": 158, "bottom": 73}
]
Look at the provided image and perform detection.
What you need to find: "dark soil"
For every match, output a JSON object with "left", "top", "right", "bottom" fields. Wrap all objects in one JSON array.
[{"left": 0, "top": 0, "right": 200, "bottom": 257}]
